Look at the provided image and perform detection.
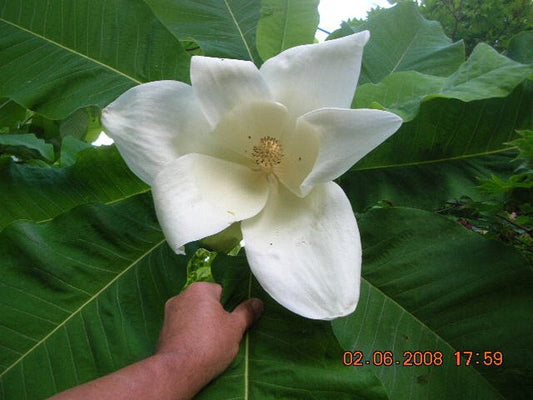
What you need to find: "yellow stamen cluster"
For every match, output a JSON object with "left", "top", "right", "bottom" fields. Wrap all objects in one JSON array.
[{"left": 252, "top": 136, "right": 284, "bottom": 170}]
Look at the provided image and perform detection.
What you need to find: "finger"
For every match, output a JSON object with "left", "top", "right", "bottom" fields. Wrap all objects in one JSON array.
[
  {"left": 231, "top": 298, "right": 264, "bottom": 333},
  {"left": 187, "top": 281, "right": 223, "bottom": 300}
]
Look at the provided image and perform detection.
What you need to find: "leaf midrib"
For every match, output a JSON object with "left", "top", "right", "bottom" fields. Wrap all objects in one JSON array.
[
  {"left": 353, "top": 147, "right": 516, "bottom": 172},
  {"left": 222, "top": 0, "right": 256, "bottom": 64},
  {"left": 0, "top": 18, "right": 142, "bottom": 85},
  {"left": 243, "top": 274, "right": 252, "bottom": 399},
  {"left": 390, "top": 29, "right": 420, "bottom": 74},
  {"left": 279, "top": 0, "right": 289, "bottom": 53}
]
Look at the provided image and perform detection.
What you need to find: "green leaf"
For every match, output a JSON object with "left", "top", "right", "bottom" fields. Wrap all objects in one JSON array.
[
  {"left": 341, "top": 153, "right": 518, "bottom": 213},
  {"left": 333, "top": 207, "right": 532, "bottom": 399},
  {"left": 0, "top": 133, "right": 54, "bottom": 161},
  {"left": 356, "top": 82, "right": 533, "bottom": 170},
  {"left": 354, "top": 45, "right": 533, "bottom": 121},
  {"left": 59, "top": 136, "right": 93, "bottom": 167},
  {"left": 0, "top": 0, "right": 190, "bottom": 119},
  {"left": 256, "top": 0, "right": 319, "bottom": 61},
  {"left": 480, "top": 171, "right": 533, "bottom": 193},
  {"left": 0, "top": 99, "right": 26, "bottom": 129},
  {"left": 144, "top": 0, "right": 262, "bottom": 64},
  {"left": 439, "top": 44, "right": 533, "bottom": 102},
  {"left": 344, "top": 83, "right": 532, "bottom": 213},
  {"left": 0, "top": 193, "right": 387, "bottom": 399},
  {"left": 340, "top": 2, "right": 465, "bottom": 84},
  {"left": 0, "top": 194, "right": 186, "bottom": 398},
  {"left": 508, "top": 129, "right": 533, "bottom": 163},
  {"left": 0, "top": 145, "right": 148, "bottom": 230},
  {"left": 506, "top": 31, "right": 533, "bottom": 65},
  {"left": 200, "top": 253, "right": 389, "bottom": 400},
  {"left": 59, "top": 106, "right": 102, "bottom": 143},
  {"left": 201, "top": 222, "right": 243, "bottom": 253},
  {"left": 1, "top": 200, "right": 530, "bottom": 398},
  {"left": 354, "top": 71, "right": 445, "bottom": 121},
  {"left": 183, "top": 248, "right": 217, "bottom": 289}
]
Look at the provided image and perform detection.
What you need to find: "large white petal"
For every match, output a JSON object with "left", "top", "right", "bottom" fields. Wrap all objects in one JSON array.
[
  {"left": 300, "top": 108, "right": 403, "bottom": 195},
  {"left": 152, "top": 154, "right": 269, "bottom": 254},
  {"left": 242, "top": 182, "right": 361, "bottom": 320},
  {"left": 191, "top": 56, "right": 272, "bottom": 126},
  {"left": 260, "top": 31, "right": 370, "bottom": 118},
  {"left": 101, "top": 81, "right": 211, "bottom": 185}
]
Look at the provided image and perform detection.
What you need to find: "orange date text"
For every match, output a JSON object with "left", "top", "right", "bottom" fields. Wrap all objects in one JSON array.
[{"left": 342, "top": 351, "right": 444, "bottom": 367}]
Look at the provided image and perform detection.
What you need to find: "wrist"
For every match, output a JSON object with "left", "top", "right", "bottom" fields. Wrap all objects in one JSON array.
[{"left": 152, "top": 349, "right": 210, "bottom": 399}]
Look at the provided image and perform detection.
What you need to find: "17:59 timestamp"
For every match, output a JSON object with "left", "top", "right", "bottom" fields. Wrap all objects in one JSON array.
[{"left": 454, "top": 351, "right": 503, "bottom": 366}]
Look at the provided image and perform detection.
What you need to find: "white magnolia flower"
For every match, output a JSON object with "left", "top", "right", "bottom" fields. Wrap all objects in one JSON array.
[{"left": 101, "top": 31, "right": 402, "bottom": 320}]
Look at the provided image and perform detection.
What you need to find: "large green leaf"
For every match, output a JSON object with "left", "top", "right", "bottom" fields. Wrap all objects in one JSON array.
[
  {"left": 356, "top": 82, "right": 533, "bottom": 170},
  {"left": 354, "top": 45, "right": 533, "bottom": 121},
  {"left": 1, "top": 201, "right": 530, "bottom": 398},
  {"left": 333, "top": 207, "right": 533, "bottom": 399},
  {"left": 343, "top": 82, "right": 532, "bottom": 213},
  {"left": 0, "top": 0, "right": 190, "bottom": 119},
  {"left": 0, "top": 145, "right": 148, "bottom": 230},
  {"left": 0, "top": 194, "right": 186, "bottom": 398},
  {"left": 340, "top": 152, "right": 517, "bottom": 213},
  {"left": 255, "top": 0, "right": 319, "bottom": 61},
  {"left": 0, "top": 193, "right": 388, "bottom": 399},
  {"left": 144, "top": 0, "right": 262, "bottom": 64},
  {"left": 332, "top": 2, "right": 465, "bottom": 84}
]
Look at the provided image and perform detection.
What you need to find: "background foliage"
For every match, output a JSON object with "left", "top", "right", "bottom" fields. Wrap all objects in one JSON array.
[
  {"left": 416, "top": 0, "right": 532, "bottom": 54},
  {"left": 385, "top": 0, "right": 533, "bottom": 54},
  {"left": 0, "top": 1, "right": 532, "bottom": 399}
]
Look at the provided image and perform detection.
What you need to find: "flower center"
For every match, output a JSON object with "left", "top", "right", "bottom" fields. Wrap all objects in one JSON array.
[{"left": 252, "top": 136, "right": 284, "bottom": 171}]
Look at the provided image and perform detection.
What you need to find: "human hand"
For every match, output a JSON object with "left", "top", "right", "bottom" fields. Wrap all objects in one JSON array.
[
  {"left": 50, "top": 282, "right": 261, "bottom": 400},
  {"left": 156, "top": 282, "right": 264, "bottom": 389}
]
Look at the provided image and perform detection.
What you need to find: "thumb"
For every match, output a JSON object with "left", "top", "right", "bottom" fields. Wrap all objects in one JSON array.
[{"left": 231, "top": 298, "right": 264, "bottom": 333}]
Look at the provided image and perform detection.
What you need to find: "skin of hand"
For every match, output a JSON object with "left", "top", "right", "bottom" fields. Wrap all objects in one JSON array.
[
  {"left": 49, "top": 282, "right": 264, "bottom": 400},
  {"left": 157, "top": 281, "right": 264, "bottom": 387}
]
